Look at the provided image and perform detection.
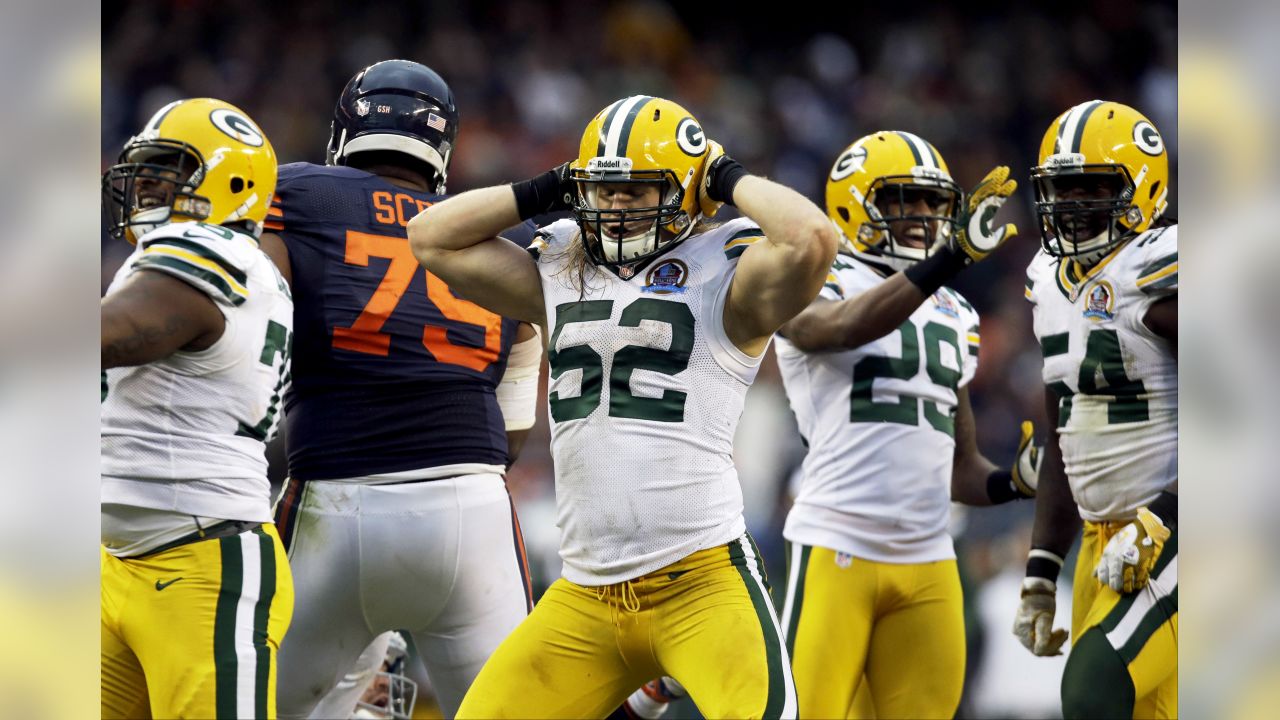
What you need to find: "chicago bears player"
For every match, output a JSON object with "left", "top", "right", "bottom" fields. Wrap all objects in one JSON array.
[
  {"left": 410, "top": 95, "right": 838, "bottom": 719},
  {"left": 256, "top": 60, "right": 541, "bottom": 720},
  {"left": 1013, "top": 101, "right": 1178, "bottom": 719},
  {"left": 773, "top": 130, "right": 1039, "bottom": 719},
  {"left": 101, "top": 98, "right": 294, "bottom": 719}
]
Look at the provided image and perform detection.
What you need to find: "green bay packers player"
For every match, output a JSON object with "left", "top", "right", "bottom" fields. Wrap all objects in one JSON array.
[
  {"left": 774, "top": 131, "right": 1038, "bottom": 719},
  {"left": 1013, "top": 100, "right": 1178, "bottom": 719},
  {"left": 101, "top": 98, "right": 295, "bottom": 719},
  {"left": 408, "top": 95, "right": 838, "bottom": 719}
]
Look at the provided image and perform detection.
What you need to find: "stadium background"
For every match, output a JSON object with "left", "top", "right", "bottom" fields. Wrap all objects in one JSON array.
[{"left": 102, "top": 1, "right": 1176, "bottom": 717}]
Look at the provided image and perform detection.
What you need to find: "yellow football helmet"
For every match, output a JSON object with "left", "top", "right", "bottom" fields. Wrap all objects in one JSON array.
[
  {"left": 569, "top": 95, "right": 711, "bottom": 273},
  {"left": 1031, "top": 100, "right": 1169, "bottom": 261},
  {"left": 825, "top": 131, "right": 961, "bottom": 272},
  {"left": 103, "top": 98, "right": 278, "bottom": 244}
]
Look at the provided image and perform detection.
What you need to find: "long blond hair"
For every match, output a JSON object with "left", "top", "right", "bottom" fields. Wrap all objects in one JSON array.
[{"left": 554, "top": 218, "right": 723, "bottom": 299}]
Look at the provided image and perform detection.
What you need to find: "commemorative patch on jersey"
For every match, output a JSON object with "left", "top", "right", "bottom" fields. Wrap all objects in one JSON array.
[
  {"left": 1083, "top": 280, "right": 1115, "bottom": 321},
  {"left": 931, "top": 290, "right": 960, "bottom": 318},
  {"left": 643, "top": 259, "right": 689, "bottom": 294}
]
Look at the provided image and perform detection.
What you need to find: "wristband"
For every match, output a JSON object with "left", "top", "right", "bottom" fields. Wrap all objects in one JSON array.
[
  {"left": 706, "top": 158, "right": 749, "bottom": 206},
  {"left": 511, "top": 166, "right": 572, "bottom": 221},
  {"left": 1026, "top": 548, "right": 1064, "bottom": 582},
  {"left": 902, "top": 246, "right": 968, "bottom": 295}
]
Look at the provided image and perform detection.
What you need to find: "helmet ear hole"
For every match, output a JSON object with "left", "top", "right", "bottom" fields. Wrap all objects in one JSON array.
[
  {"left": 247, "top": 179, "right": 255, "bottom": 189},
  {"left": 837, "top": 206, "right": 851, "bottom": 223},
  {"left": 1148, "top": 180, "right": 1161, "bottom": 199},
  {"left": 230, "top": 177, "right": 245, "bottom": 193}
]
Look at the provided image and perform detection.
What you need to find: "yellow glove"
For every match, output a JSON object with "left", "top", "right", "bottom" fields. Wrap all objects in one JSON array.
[
  {"left": 955, "top": 166, "right": 1018, "bottom": 262},
  {"left": 1010, "top": 420, "right": 1041, "bottom": 497},
  {"left": 697, "top": 140, "right": 726, "bottom": 220},
  {"left": 1094, "top": 507, "right": 1172, "bottom": 593}
]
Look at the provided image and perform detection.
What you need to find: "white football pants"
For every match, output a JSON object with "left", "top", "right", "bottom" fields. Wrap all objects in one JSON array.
[{"left": 275, "top": 474, "right": 532, "bottom": 719}]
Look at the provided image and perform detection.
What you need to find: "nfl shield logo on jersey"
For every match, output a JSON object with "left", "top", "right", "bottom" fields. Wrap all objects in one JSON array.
[
  {"left": 1083, "top": 280, "right": 1115, "bottom": 321},
  {"left": 835, "top": 551, "right": 854, "bottom": 569}
]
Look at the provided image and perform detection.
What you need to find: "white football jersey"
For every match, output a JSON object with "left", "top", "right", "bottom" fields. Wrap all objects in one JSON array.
[
  {"left": 532, "top": 218, "right": 767, "bottom": 585},
  {"left": 1026, "top": 225, "right": 1178, "bottom": 521},
  {"left": 777, "top": 254, "right": 980, "bottom": 563},
  {"left": 101, "top": 221, "right": 293, "bottom": 529}
]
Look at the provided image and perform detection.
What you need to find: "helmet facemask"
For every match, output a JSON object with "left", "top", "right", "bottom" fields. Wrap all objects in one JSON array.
[
  {"left": 571, "top": 158, "right": 692, "bottom": 273},
  {"left": 102, "top": 138, "right": 210, "bottom": 244},
  {"left": 856, "top": 175, "right": 961, "bottom": 272},
  {"left": 1033, "top": 160, "right": 1137, "bottom": 264}
]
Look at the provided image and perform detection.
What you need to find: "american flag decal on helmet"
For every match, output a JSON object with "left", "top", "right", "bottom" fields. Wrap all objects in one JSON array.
[{"left": 427, "top": 113, "right": 447, "bottom": 132}]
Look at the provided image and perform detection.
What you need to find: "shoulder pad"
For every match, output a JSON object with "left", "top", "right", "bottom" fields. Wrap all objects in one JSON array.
[
  {"left": 132, "top": 222, "right": 256, "bottom": 306},
  {"left": 1130, "top": 225, "right": 1178, "bottom": 296},
  {"left": 713, "top": 218, "right": 765, "bottom": 261}
]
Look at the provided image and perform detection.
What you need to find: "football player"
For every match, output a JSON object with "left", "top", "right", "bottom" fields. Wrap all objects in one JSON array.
[
  {"left": 772, "top": 130, "right": 1037, "bottom": 719},
  {"left": 256, "top": 60, "right": 541, "bottom": 720},
  {"left": 1013, "top": 100, "right": 1178, "bottom": 719},
  {"left": 408, "top": 95, "right": 838, "bottom": 719},
  {"left": 101, "top": 98, "right": 294, "bottom": 719}
]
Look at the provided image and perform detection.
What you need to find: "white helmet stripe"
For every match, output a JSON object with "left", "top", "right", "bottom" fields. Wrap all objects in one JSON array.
[
  {"left": 896, "top": 131, "right": 937, "bottom": 169},
  {"left": 1057, "top": 99, "right": 1104, "bottom": 154},
  {"left": 603, "top": 95, "right": 650, "bottom": 158}
]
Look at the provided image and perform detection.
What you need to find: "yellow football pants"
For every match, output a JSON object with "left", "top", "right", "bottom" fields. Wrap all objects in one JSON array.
[
  {"left": 102, "top": 523, "right": 294, "bottom": 719},
  {"left": 456, "top": 535, "right": 797, "bottom": 719},
  {"left": 1062, "top": 521, "right": 1178, "bottom": 719},
  {"left": 780, "top": 544, "right": 965, "bottom": 719}
]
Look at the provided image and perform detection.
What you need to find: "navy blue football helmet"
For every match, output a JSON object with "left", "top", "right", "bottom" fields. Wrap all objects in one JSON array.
[{"left": 327, "top": 60, "right": 459, "bottom": 193}]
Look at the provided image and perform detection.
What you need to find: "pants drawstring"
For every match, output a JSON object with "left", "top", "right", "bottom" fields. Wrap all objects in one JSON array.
[{"left": 594, "top": 579, "right": 642, "bottom": 617}]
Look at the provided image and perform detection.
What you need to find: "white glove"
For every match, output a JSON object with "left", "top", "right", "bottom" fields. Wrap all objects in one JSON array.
[
  {"left": 1094, "top": 507, "right": 1172, "bottom": 593},
  {"left": 1012, "top": 577, "right": 1068, "bottom": 656},
  {"left": 954, "top": 166, "right": 1018, "bottom": 262},
  {"left": 1010, "top": 420, "right": 1042, "bottom": 497}
]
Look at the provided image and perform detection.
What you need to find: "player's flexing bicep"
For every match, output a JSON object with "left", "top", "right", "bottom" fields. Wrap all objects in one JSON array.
[
  {"left": 408, "top": 184, "right": 546, "bottom": 326},
  {"left": 101, "top": 269, "right": 225, "bottom": 368},
  {"left": 723, "top": 176, "right": 838, "bottom": 356}
]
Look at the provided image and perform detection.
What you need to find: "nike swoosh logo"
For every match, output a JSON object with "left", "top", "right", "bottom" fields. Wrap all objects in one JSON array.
[{"left": 155, "top": 578, "right": 184, "bottom": 591}]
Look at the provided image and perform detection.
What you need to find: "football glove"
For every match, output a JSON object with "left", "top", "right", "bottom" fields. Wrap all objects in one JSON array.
[
  {"left": 954, "top": 166, "right": 1018, "bottom": 262},
  {"left": 1010, "top": 420, "right": 1042, "bottom": 497},
  {"left": 1012, "top": 577, "right": 1068, "bottom": 656},
  {"left": 1094, "top": 507, "right": 1172, "bottom": 594}
]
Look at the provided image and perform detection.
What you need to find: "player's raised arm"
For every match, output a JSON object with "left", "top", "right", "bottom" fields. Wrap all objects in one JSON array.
[
  {"left": 703, "top": 145, "right": 837, "bottom": 356},
  {"left": 102, "top": 259, "right": 226, "bottom": 369},
  {"left": 407, "top": 165, "right": 572, "bottom": 326}
]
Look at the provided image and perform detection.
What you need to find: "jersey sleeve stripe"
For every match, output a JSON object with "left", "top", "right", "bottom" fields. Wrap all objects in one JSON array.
[
  {"left": 263, "top": 221, "right": 285, "bottom": 231},
  {"left": 142, "top": 238, "right": 249, "bottom": 285},
  {"left": 133, "top": 254, "right": 248, "bottom": 306},
  {"left": 1137, "top": 254, "right": 1177, "bottom": 284},
  {"left": 1138, "top": 267, "right": 1178, "bottom": 293},
  {"left": 1024, "top": 286, "right": 1034, "bottom": 300},
  {"left": 723, "top": 228, "right": 765, "bottom": 246},
  {"left": 141, "top": 245, "right": 249, "bottom": 297}
]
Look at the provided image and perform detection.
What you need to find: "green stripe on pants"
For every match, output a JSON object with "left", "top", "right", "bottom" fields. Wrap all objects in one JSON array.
[
  {"left": 252, "top": 527, "right": 276, "bottom": 719},
  {"left": 729, "top": 537, "right": 786, "bottom": 719},
  {"left": 784, "top": 544, "right": 811, "bottom": 657},
  {"left": 215, "top": 536, "right": 244, "bottom": 719}
]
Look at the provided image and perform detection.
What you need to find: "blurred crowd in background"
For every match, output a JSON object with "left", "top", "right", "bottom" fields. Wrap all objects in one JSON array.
[{"left": 103, "top": 1, "right": 1176, "bottom": 716}]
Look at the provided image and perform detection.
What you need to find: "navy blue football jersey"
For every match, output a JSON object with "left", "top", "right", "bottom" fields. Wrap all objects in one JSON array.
[{"left": 269, "top": 162, "right": 528, "bottom": 480}]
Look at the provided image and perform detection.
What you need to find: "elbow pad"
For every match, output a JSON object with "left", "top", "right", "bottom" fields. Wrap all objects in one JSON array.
[{"left": 497, "top": 325, "right": 543, "bottom": 431}]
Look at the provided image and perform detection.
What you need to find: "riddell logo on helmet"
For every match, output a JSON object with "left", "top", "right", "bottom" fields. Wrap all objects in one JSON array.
[
  {"left": 588, "top": 157, "right": 633, "bottom": 173},
  {"left": 1045, "top": 153, "right": 1085, "bottom": 168}
]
